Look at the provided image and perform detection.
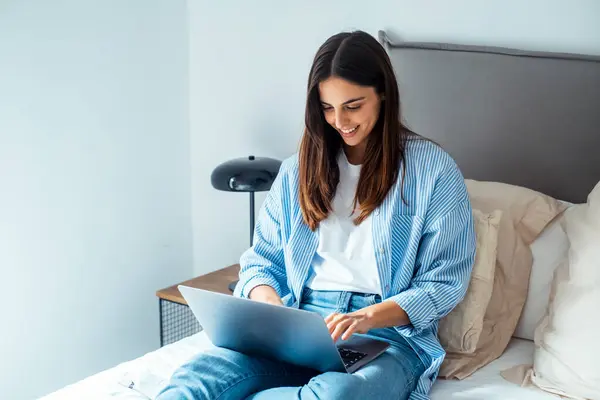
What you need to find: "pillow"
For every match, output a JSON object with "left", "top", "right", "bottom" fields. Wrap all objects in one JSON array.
[
  {"left": 527, "top": 181, "right": 600, "bottom": 399},
  {"left": 512, "top": 214, "right": 570, "bottom": 341},
  {"left": 440, "top": 180, "right": 567, "bottom": 379},
  {"left": 438, "top": 209, "right": 502, "bottom": 353}
]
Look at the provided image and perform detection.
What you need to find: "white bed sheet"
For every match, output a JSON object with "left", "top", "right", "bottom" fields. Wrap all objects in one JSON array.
[{"left": 41, "top": 333, "right": 559, "bottom": 400}]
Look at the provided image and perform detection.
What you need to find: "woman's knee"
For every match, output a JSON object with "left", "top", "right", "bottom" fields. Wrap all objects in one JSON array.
[
  {"left": 159, "top": 348, "right": 264, "bottom": 400},
  {"left": 303, "top": 372, "right": 365, "bottom": 399},
  {"left": 174, "top": 347, "right": 250, "bottom": 377},
  {"left": 168, "top": 348, "right": 251, "bottom": 388},
  {"left": 165, "top": 347, "right": 315, "bottom": 400}
]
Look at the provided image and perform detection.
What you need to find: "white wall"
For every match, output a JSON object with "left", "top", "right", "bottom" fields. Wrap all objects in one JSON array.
[
  {"left": 0, "top": 1, "right": 192, "bottom": 399},
  {"left": 188, "top": 0, "right": 600, "bottom": 276},
  {"left": 1, "top": 1, "right": 596, "bottom": 397}
]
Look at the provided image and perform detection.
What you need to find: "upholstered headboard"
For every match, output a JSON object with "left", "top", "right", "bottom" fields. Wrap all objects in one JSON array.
[{"left": 378, "top": 31, "right": 600, "bottom": 204}]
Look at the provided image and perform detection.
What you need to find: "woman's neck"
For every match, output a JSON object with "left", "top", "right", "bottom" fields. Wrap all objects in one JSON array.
[{"left": 343, "top": 143, "right": 366, "bottom": 165}]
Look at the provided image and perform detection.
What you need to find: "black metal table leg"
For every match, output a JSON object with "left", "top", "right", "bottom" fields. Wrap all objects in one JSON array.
[{"left": 159, "top": 298, "right": 164, "bottom": 347}]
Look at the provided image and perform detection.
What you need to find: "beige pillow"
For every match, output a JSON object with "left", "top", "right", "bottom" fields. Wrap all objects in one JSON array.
[
  {"left": 438, "top": 208, "right": 502, "bottom": 354},
  {"left": 440, "top": 180, "right": 567, "bottom": 379}
]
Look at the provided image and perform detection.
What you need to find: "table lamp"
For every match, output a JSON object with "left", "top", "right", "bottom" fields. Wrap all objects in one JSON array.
[{"left": 210, "top": 155, "right": 282, "bottom": 292}]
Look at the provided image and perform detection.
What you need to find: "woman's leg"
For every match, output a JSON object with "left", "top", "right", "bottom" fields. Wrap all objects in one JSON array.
[
  {"left": 245, "top": 339, "right": 425, "bottom": 400},
  {"left": 246, "top": 289, "right": 426, "bottom": 400},
  {"left": 156, "top": 346, "right": 317, "bottom": 400}
]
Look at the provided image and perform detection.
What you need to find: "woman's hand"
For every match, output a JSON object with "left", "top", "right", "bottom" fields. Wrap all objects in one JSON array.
[
  {"left": 325, "top": 301, "right": 410, "bottom": 342},
  {"left": 248, "top": 285, "right": 284, "bottom": 306},
  {"left": 325, "top": 310, "right": 375, "bottom": 342}
]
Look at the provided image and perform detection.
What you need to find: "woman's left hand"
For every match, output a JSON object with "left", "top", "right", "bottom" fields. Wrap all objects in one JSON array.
[{"left": 325, "top": 310, "right": 374, "bottom": 342}]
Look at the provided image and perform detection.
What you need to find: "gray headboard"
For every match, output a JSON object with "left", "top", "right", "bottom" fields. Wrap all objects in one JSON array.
[{"left": 378, "top": 30, "right": 600, "bottom": 204}]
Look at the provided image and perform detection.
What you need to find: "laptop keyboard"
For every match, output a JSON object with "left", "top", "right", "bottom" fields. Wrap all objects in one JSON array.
[{"left": 338, "top": 348, "right": 367, "bottom": 368}]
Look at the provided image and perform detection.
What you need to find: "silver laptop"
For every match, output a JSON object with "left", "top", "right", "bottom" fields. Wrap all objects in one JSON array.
[{"left": 178, "top": 285, "right": 390, "bottom": 373}]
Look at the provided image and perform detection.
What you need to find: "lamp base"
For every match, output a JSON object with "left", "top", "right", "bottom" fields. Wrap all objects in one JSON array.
[{"left": 228, "top": 280, "right": 238, "bottom": 293}]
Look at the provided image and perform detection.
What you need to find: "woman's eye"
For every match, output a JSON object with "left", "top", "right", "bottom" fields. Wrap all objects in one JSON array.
[{"left": 321, "top": 105, "right": 360, "bottom": 112}]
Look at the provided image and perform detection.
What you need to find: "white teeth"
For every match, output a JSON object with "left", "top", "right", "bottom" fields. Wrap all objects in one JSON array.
[{"left": 341, "top": 126, "right": 357, "bottom": 134}]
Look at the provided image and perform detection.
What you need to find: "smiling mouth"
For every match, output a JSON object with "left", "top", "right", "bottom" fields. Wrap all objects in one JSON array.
[{"left": 339, "top": 126, "right": 359, "bottom": 136}]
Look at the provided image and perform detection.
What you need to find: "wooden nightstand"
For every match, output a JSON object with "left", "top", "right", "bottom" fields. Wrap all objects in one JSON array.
[{"left": 155, "top": 264, "right": 240, "bottom": 346}]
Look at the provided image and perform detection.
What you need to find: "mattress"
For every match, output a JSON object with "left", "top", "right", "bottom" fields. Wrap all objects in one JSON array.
[{"left": 41, "top": 333, "right": 559, "bottom": 400}]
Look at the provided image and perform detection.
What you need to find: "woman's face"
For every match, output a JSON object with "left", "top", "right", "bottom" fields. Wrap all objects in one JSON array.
[{"left": 318, "top": 76, "right": 383, "bottom": 157}]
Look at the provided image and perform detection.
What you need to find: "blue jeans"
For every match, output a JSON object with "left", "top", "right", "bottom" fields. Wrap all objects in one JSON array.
[{"left": 156, "top": 288, "right": 425, "bottom": 400}]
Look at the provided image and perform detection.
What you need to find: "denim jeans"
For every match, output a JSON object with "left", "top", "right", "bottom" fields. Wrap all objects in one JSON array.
[{"left": 156, "top": 288, "right": 425, "bottom": 400}]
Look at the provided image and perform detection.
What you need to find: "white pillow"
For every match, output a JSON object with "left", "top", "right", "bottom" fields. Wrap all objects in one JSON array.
[
  {"left": 513, "top": 218, "right": 569, "bottom": 341},
  {"left": 529, "top": 181, "right": 600, "bottom": 399}
]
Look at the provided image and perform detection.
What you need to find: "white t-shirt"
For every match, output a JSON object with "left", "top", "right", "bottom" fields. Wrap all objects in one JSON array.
[{"left": 305, "top": 150, "right": 381, "bottom": 295}]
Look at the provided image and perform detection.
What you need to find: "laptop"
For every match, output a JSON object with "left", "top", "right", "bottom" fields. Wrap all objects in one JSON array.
[{"left": 178, "top": 285, "right": 390, "bottom": 373}]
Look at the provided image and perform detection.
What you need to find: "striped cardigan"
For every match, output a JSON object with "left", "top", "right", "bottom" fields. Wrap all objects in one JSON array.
[{"left": 234, "top": 138, "right": 476, "bottom": 399}]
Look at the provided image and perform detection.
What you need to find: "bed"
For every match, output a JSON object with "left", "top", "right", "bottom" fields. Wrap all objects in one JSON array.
[
  {"left": 41, "top": 32, "right": 600, "bottom": 399},
  {"left": 41, "top": 332, "right": 558, "bottom": 400}
]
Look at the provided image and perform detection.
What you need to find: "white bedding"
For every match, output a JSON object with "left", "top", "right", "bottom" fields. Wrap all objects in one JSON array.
[
  {"left": 430, "top": 340, "right": 559, "bottom": 400},
  {"left": 41, "top": 332, "right": 560, "bottom": 400}
]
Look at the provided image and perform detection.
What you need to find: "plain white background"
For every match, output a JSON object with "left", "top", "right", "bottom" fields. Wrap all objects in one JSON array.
[
  {"left": 0, "top": 1, "right": 191, "bottom": 399},
  {"left": 1, "top": 1, "right": 599, "bottom": 399}
]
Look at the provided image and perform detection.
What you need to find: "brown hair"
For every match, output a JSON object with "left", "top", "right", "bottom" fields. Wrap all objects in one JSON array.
[{"left": 299, "top": 30, "right": 413, "bottom": 231}]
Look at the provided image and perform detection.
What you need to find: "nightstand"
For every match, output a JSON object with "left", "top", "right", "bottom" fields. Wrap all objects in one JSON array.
[{"left": 155, "top": 264, "right": 240, "bottom": 347}]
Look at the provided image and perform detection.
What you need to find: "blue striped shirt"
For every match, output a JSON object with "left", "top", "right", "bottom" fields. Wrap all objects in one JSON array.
[{"left": 233, "top": 138, "right": 476, "bottom": 399}]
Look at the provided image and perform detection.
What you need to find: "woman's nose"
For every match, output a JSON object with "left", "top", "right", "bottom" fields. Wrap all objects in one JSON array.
[{"left": 335, "top": 111, "right": 349, "bottom": 129}]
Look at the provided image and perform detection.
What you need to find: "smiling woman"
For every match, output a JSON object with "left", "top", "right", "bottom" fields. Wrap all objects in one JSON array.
[
  {"left": 156, "top": 30, "right": 476, "bottom": 400},
  {"left": 319, "top": 78, "right": 380, "bottom": 160},
  {"left": 299, "top": 31, "right": 414, "bottom": 231}
]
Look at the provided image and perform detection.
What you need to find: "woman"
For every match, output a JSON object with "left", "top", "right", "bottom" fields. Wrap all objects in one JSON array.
[{"left": 157, "top": 30, "right": 476, "bottom": 400}]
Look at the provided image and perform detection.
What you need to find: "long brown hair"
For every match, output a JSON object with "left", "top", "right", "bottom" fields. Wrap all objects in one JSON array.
[{"left": 299, "top": 30, "right": 412, "bottom": 231}]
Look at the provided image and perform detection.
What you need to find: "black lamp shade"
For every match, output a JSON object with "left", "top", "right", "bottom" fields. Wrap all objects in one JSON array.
[{"left": 210, "top": 155, "right": 281, "bottom": 192}]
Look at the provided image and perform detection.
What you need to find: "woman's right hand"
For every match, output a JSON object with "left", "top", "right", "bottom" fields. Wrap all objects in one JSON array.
[{"left": 248, "top": 285, "right": 284, "bottom": 306}]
